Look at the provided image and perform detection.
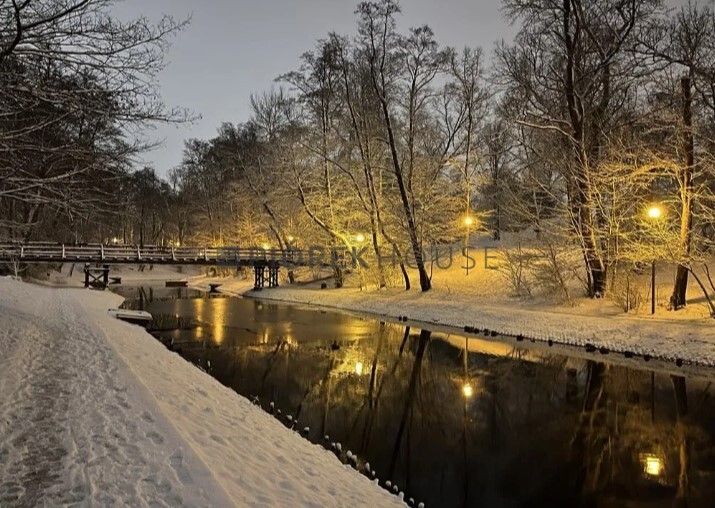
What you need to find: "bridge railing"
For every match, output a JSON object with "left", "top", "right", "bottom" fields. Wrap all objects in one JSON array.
[{"left": 0, "top": 243, "right": 339, "bottom": 267}]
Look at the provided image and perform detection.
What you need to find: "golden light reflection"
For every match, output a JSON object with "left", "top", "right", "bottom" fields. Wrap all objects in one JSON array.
[
  {"left": 354, "top": 361, "right": 364, "bottom": 376},
  {"left": 462, "top": 383, "right": 474, "bottom": 399},
  {"left": 212, "top": 297, "right": 228, "bottom": 345},
  {"left": 640, "top": 453, "right": 664, "bottom": 477},
  {"left": 195, "top": 297, "right": 205, "bottom": 323}
]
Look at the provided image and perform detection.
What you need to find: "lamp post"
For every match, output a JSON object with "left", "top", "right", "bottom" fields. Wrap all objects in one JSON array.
[
  {"left": 462, "top": 215, "right": 475, "bottom": 275},
  {"left": 353, "top": 233, "right": 366, "bottom": 288},
  {"left": 646, "top": 205, "right": 664, "bottom": 315}
]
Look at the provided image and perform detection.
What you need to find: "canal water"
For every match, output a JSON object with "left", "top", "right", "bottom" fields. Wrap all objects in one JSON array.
[{"left": 117, "top": 285, "right": 715, "bottom": 508}]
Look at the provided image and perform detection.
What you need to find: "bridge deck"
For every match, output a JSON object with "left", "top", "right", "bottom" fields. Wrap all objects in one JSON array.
[{"left": 0, "top": 243, "right": 336, "bottom": 267}]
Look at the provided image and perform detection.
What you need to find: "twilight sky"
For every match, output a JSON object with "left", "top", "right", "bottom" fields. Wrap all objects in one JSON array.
[
  {"left": 112, "top": 0, "right": 515, "bottom": 175},
  {"left": 113, "top": 0, "right": 700, "bottom": 176}
]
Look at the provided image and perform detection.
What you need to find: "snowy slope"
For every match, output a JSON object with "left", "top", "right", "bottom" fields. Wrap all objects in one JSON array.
[
  {"left": 0, "top": 278, "right": 403, "bottom": 507},
  {"left": 0, "top": 278, "right": 231, "bottom": 506}
]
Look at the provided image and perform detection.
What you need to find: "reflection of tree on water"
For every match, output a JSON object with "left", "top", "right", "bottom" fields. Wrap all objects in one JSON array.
[
  {"left": 570, "top": 360, "right": 607, "bottom": 499},
  {"left": 671, "top": 375, "right": 689, "bottom": 508},
  {"left": 564, "top": 362, "right": 709, "bottom": 508},
  {"left": 389, "top": 329, "right": 431, "bottom": 479},
  {"left": 135, "top": 291, "right": 715, "bottom": 508},
  {"left": 358, "top": 326, "right": 411, "bottom": 455}
]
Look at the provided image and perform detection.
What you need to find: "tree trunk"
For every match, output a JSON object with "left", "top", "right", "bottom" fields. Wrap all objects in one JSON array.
[
  {"left": 367, "top": 46, "right": 431, "bottom": 291},
  {"left": 671, "top": 76, "right": 694, "bottom": 310},
  {"left": 383, "top": 108, "right": 431, "bottom": 291}
]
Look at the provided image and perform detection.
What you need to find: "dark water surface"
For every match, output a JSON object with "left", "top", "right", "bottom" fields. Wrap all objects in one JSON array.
[{"left": 117, "top": 285, "right": 715, "bottom": 508}]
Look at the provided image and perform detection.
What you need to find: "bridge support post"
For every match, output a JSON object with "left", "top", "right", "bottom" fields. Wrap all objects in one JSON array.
[
  {"left": 84, "top": 263, "right": 110, "bottom": 289},
  {"left": 267, "top": 262, "right": 279, "bottom": 288},
  {"left": 254, "top": 263, "right": 265, "bottom": 291}
]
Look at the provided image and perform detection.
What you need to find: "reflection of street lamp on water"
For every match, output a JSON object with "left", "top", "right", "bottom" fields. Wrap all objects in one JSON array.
[
  {"left": 639, "top": 453, "right": 664, "bottom": 477},
  {"left": 461, "top": 336, "right": 474, "bottom": 399},
  {"left": 645, "top": 204, "right": 664, "bottom": 315}
]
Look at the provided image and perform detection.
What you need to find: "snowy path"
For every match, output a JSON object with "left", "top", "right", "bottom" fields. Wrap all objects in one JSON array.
[
  {"left": 0, "top": 280, "right": 231, "bottom": 506},
  {"left": 0, "top": 278, "right": 403, "bottom": 507},
  {"left": 248, "top": 286, "right": 715, "bottom": 368}
]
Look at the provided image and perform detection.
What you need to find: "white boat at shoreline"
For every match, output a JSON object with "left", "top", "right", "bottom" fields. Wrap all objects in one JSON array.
[{"left": 108, "top": 308, "right": 153, "bottom": 326}]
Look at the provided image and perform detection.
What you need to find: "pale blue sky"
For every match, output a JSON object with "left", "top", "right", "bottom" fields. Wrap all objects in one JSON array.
[
  {"left": 113, "top": 0, "right": 701, "bottom": 175},
  {"left": 112, "top": 0, "right": 514, "bottom": 175}
]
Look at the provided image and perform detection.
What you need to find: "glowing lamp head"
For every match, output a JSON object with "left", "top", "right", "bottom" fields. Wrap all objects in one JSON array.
[
  {"left": 355, "top": 233, "right": 366, "bottom": 243},
  {"left": 111, "top": 237, "right": 119, "bottom": 244},
  {"left": 462, "top": 383, "right": 474, "bottom": 399},
  {"left": 261, "top": 243, "right": 271, "bottom": 250},
  {"left": 354, "top": 361, "right": 364, "bottom": 376},
  {"left": 463, "top": 216, "right": 475, "bottom": 227},
  {"left": 286, "top": 235, "right": 295, "bottom": 243},
  {"left": 647, "top": 205, "right": 663, "bottom": 220}
]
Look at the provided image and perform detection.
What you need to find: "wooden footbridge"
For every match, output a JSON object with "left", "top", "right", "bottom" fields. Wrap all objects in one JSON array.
[{"left": 0, "top": 242, "right": 342, "bottom": 290}]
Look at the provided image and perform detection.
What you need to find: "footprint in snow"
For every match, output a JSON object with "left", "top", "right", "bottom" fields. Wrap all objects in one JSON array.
[
  {"left": 169, "top": 449, "right": 193, "bottom": 485},
  {"left": 146, "top": 431, "right": 164, "bottom": 445}
]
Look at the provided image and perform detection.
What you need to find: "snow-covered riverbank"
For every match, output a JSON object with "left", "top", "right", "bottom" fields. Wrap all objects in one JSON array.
[
  {"left": 0, "top": 278, "right": 403, "bottom": 507},
  {"left": 244, "top": 285, "right": 715, "bottom": 368},
  {"left": 31, "top": 262, "right": 715, "bottom": 367}
]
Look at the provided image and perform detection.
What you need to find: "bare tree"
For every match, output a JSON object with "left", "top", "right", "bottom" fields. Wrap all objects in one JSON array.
[
  {"left": 639, "top": 2, "right": 715, "bottom": 309},
  {"left": 356, "top": 0, "right": 433, "bottom": 291},
  {"left": 0, "top": 0, "right": 188, "bottom": 240},
  {"left": 498, "top": 0, "right": 661, "bottom": 297}
]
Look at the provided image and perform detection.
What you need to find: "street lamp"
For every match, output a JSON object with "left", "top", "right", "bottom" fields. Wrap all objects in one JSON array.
[
  {"left": 646, "top": 204, "right": 664, "bottom": 315},
  {"left": 647, "top": 205, "right": 663, "bottom": 220},
  {"left": 355, "top": 233, "right": 366, "bottom": 244}
]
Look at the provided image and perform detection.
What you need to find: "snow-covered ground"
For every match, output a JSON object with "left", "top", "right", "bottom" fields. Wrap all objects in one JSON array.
[{"left": 0, "top": 277, "right": 403, "bottom": 507}]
